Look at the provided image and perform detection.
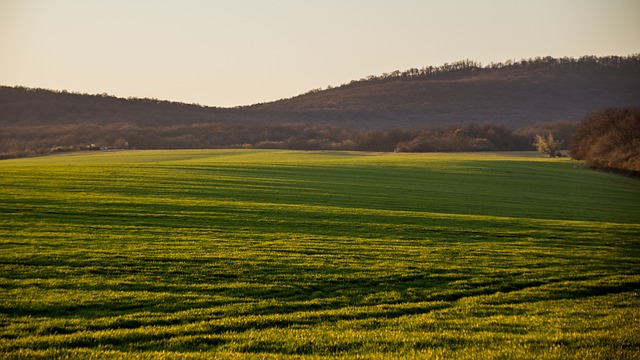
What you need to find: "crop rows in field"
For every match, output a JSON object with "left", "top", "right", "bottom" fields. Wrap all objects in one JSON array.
[{"left": 1, "top": 150, "right": 639, "bottom": 359}]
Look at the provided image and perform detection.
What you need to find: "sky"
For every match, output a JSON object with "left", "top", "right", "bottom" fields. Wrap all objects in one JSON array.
[{"left": 1, "top": 0, "right": 639, "bottom": 107}]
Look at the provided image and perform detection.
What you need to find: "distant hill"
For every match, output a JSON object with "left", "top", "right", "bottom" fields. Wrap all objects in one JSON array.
[
  {"left": 1, "top": 55, "right": 639, "bottom": 157},
  {"left": 250, "top": 55, "right": 640, "bottom": 129}
]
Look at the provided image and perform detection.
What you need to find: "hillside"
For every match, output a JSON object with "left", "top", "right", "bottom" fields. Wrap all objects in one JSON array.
[
  {"left": 1, "top": 55, "right": 639, "bottom": 157},
  {"left": 250, "top": 56, "right": 640, "bottom": 128}
]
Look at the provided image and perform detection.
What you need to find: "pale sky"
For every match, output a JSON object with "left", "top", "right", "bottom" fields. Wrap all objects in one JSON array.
[{"left": 1, "top": 0, "right": 639, "bottom": 107}]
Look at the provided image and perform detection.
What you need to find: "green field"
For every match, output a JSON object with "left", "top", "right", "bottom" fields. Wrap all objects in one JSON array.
[{"left": 1, "top": 150, "right": 639, "bottom": 359}]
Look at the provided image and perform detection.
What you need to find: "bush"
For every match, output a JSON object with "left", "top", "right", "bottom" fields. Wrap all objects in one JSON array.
[{"left": 534, "top": 133, "right": 563, "bottom": 157}]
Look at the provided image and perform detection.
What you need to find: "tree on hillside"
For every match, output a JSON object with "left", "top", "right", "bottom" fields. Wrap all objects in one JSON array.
[{"left": 534, "top": 133, "right": 563, "bottom": 157}]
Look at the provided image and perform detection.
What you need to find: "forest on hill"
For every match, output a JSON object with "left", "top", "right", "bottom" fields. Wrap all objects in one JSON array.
[
  {"left": 1, "top": 55, "right": 639, "bottom": 158},
  {"left": 251, "top": 55, "right": 640, "bottom": 128}
]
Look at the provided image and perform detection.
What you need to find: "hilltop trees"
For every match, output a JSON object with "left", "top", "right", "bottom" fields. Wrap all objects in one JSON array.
[
  {"left": 569, "top": 107, "right": 640, "bottom": 174},
  {"left": 340, "top": 54, "right": 640, "bottom": 85}
]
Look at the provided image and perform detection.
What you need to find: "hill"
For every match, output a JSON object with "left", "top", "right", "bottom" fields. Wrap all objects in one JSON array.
[
  {"left": 1, "top": 55, "right": 639, "bottom": 157},
  {"left": 250, "top": 56, "right": 640, "bottom": 128}
]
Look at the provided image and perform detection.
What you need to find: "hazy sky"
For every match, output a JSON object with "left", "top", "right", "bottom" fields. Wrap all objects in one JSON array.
[{"left": 1, "top": 0, "right": 639, "bottom": 107}]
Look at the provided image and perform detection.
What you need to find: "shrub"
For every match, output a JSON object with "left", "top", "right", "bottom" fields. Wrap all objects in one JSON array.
[{"left": 534, "top": 133, "right": 563, "bottom": 157}]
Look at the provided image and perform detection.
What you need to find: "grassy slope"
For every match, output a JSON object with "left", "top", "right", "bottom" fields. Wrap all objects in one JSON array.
[{"left": 0, "top": 150, "right": 639, "bottom": 359}]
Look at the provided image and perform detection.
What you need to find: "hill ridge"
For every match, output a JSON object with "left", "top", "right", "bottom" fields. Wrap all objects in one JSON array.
[
  {"left": 1, "top": 55, "right": 639, "bottom": 157},
  {"left": 248, "top": 55, "right": 640, "bottom": 127},
  {"left": 254, "top": 54, "right": 639, "bottom": 105}
]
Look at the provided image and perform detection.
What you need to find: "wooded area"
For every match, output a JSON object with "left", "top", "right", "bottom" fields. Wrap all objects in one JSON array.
[
  {"left": 1, "top": 120, "right": 579, "bottom": 159},
  {"left": 1, "top": 55, "right": 638, "bottom": 159},
  {"left": 570, "top": 107, "right": 640, "bottom": 174}
]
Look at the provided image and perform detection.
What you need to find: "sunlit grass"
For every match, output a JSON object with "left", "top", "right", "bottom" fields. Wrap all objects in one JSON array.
[{"left": 1, "top": 150, "right": 639, "bottom": 358}]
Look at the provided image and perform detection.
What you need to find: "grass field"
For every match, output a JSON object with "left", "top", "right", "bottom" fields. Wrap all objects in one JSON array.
[{"left": 1, "top": 149, "right": 639, "bottom": 359}]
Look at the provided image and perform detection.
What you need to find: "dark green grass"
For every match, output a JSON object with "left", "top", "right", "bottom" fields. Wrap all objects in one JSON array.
[{"left": 1, "top": 150, "right": 639, "bottom": 359}]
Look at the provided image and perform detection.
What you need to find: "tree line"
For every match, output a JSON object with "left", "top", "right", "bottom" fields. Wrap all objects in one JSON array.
[
  {"left": 0, "top": 120, "right": 576, "bottom": 159},
  {"left": 311, "top": 54, "right": 640, "bottom": 92},
  {"left": 3, "top": 107, "right": 638, "bottom": 178},
  {"left": 569, "top": 107, "right": 640, "bottom": 175}
]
